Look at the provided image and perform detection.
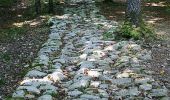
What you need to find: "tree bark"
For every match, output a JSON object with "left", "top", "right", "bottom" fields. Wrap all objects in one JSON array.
[
  {"left": 126, "top": 0, "right": 141, "bottom": 27},
  {"left": 35, "top": 0, "right": 41, "bottom": 14},
  {"left": 49, "top": 0, "right": 54, "bottom": 14}
]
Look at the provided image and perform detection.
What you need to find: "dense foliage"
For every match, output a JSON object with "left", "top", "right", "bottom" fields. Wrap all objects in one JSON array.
[{"left": 0, "top": 0, "right": 16, "bottom": 7}]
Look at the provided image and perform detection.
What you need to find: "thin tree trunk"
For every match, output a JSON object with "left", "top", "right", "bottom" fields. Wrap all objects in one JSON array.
[
  {"left": 126, "top": 0, "right": 141, "bottom": 27},
  {"left": 35, "top": 0, "right": 41, "bottom": 14},
  {"left": 49, "top": 0, "right": 54, "bottom": 14}
]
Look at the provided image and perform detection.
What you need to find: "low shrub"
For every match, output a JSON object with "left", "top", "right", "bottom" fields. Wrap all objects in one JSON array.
[{"left": 117, "top": 21, "right": 156, "bottom": 41}]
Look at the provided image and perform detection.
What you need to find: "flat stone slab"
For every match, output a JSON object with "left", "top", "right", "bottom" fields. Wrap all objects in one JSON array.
[
  {"left": 151, "top": 89, "right": 168, "bottom": 97},
  {"left": 38, "top": 95, "right": 52, "bottom": 100},
  {"left": 139, "top": 84, "right": 152, "bottom": 91},
  {"left": 12, "top": 90, "right": 25, "bottom": 98},
  {"left": 26, "top": 70, "right": 47, "bottom": 77},
  {"left": 16, "top": 86, "right": 40, "bottom": 94},
  {"left": 112, "top": 78, "right": 132, "bottom": 86},
  {"left": 80, "top": 94, "right": 100, "bottom": 99},
  {"left": 68, "top": 90, "right": 83, "bottom": 97}
]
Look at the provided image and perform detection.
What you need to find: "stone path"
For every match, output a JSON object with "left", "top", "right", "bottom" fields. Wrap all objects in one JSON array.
[{"left": 12, "top": 3, "right": 169, "bottom": 100}]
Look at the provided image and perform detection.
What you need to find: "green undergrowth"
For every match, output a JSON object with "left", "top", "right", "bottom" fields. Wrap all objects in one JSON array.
[
  {"left": 102, "top": 21, "right": 156, "bottom": 42},
  {"left": 0, "top": 78, "right": 5, "bottom": 86},
  {"left": 0, "top": 27, "right": 27, "bottom": 43},
  {"left": 0, "top": 0, "right": 16, "bottom": 7},
  {"left": 116, "top": 21, "right": 156, "bottom": 41},
  {"left": 0, "top": 52, "right": 11, "bottom": 62},
  {"left": 103, "top": 27, "right": 116, "bottom": 41}
]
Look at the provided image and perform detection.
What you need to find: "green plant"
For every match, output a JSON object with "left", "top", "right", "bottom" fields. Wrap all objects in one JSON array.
[
  {"left": 51, "top": 92, "right": 59, "bottom": 98},
  {"left": 0, "top": 0, "right": 16, "bottom": 7},
  {"left": 0, "top": 27, "right": 27, "bottom": 42},
  {"left": 103, "top": 27, "right": 116, "bottom": 40},
  {"left": 117, "top": 21, "right": 156, "bottom": 40},
  {"left": 0, "top": 78, "right": 5, "bottom": 86},
  {"left": 96, "top": 24, "right": 104, "bottom": 29},
  {"left": 118, "top": 22, "right": 141, "bottom": 39},
  {"left": 0, "top": 53, "right": 11, "bottom": 62}
]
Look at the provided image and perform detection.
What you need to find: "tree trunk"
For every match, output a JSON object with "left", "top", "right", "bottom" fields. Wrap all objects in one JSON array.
[
  {"left": 35, "top": 0, "right": 41, "bottom": 14},
  {"left": 126, "top": 0, "right": 141, "bottom": 27},
  {"left": 49, "top": 0, "right": 54, "bottom": 14}
]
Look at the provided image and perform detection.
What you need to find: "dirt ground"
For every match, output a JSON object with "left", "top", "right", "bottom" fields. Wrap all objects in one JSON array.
[
  {"left": 0, "top": 1, "right": 66, "bottom": 98},
  {"left": 0, "top": 3, "right": 49, "bottom": 98}
]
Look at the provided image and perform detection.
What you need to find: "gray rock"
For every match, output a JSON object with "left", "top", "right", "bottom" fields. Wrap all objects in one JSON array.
[
  {"left": 68, "top": 90, "right": 83, "bottom": 97},
  {"left": 131, "top": 57, "right": 140, "bottom": 67},
  {"left": 114, "top": 41, "right": 128, "bottom": 50},
  {"left": 53, "top": 58, "right": 66, "bottom": 64},
  {"left": 47, "top": 71, "right": 66, "bottom": 82},
  {"left": 99, "top": 75, "right": 112, "bottom": 81},
  {"left": 12, "top": 90, "right": 25, "bottom": 98},
  {"left": 96, "top": 60, "right": 110, "bottom": 68},
  {"left": 90, "top": 81, "right": 101, "bottom": 87},
  {"left": 116, "top": 72, "right": 130, "bottom": 78},
  {"left": 161, "top": 97, "right": 170, "bottom": 100},
  {"left": 73, "top": 74, "right": 91, "bottom": 82},
  {"left": 88, "top": 70, "right": 101, "bottom": 77},
  {"left": 79, "top": 61, "right": 95, "bottom": 68},
  {"left": 151, "top": 89, "right": 168, "bottom": 97},
  {"left": 115, "top": 89, "right": 129, "bottom": 97},
  {"left": 139, "top": 84, "right": 152, "bottom": 91},
  {"left": 138, "top": 50, "right": 152, "bottom": 61},
  {"left": 119, "top": 56, "right": 130, "bottom": 63},
  {"left": 110, "top": 54, "right": 119, "bottom": 60},
  {"left": 49, "top": 33, "right": 61, "bottom": 40},
  {"left": 140, "top": 54, "right": 152, "bottom": 61},
  {"left": 68, "top": 32, "right": 76, "bottom": 37},
  {"left": 26, "top": 70, "right": 47, "bottom": 77},
  {"left": 104, "top": 45, "right": 115, "bottom": 51},
  {"left": 53, "top": 62, "right": 62, "bottom": 69},
  {"left": 79, "top": 53, "right": 88, "bottom": 60},
  {"left": 135, "top": 77, "right": 154, "bottom": 84},
  {"left": 98, "top": 89, "right": 109, "bottom": 98},
  {"left": 69, "top": 79, "right": 90, "bottom": 90},
  {"left": 38, "top": 95, "right": 52, "bottom": 100},
  {"left": 39, "top": 84, "right": 58, "bottom": 94},
  {"left": 80, "top": 94, "right": 100, "bottom": 99},
  {"left": 47, "top": 39, "right": 62, "bottom": 47},
  {"left": 99, "top": 84, "right": 109, "bottom": 89},
  {"left": 114, "top": 56, "right": 130, "bottom": 67},
  {"left": 129, "top": 87, "right": 140, "bottom": 96},
  {"left": 39, "top": 54, "right": 49, "bottom": 65},
  {"left": 20, "top": 79, "right": 52, "bottom": 87},
  {"left": 101, "top": 98, "right": 109, "bottom": 100},
  {"left": 129, "top": 44, "right": 141, "bottom": 52},
  {"left": 103, "top": 70, "right": 118, "bottom": 75},
  {"left": 91, "top": 68, "right": 104, "bottom": 72},
  {"left": 92, "top": 50, "right": 106, "bottom": 58},
  {"left": 62, "top": 80, "right": 73, "bottom": 88},
  {"left": 25, "top": 94, "right": 35, "bottom": 99},
  {"left": 112, "top": 78, "right": 132, "bottom": 86},
  {"left": 17, "top": 86, "right": 40, "bottom": 94}
]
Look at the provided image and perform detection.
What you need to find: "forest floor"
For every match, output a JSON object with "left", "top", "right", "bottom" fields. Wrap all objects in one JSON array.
[
  {"left": 0, "top": 2, "right": 50, "bottom": 98},
  {"left": 0, "top": 1, "right": 170, "bottom": 99}
]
